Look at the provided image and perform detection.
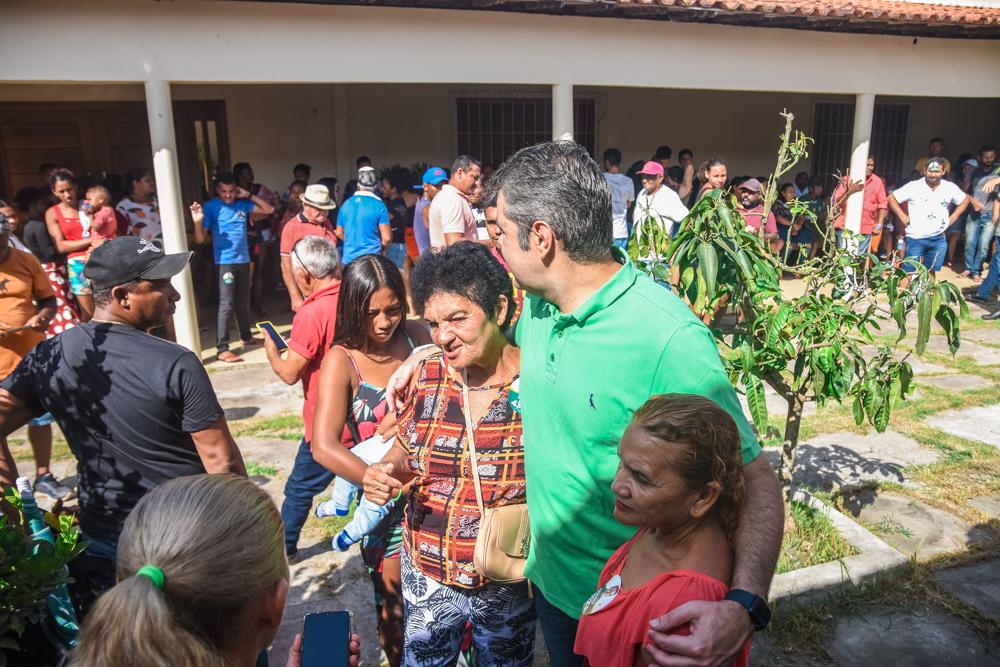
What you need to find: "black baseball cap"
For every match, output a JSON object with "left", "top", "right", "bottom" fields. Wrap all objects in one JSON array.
[{"left": 83, "top": 237, "right": 192, "bottom": 290}]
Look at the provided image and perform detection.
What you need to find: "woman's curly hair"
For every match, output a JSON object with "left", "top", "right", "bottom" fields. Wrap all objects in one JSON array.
[{"left": 411, "top": 241, "right": 514, "bottom": 329}]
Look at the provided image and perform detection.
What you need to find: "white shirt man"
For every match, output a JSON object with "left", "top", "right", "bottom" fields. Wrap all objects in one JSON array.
[
  {"left": 891, "top": 167, "right": 968, "bottom": 239},
  {"left": 632, "top": 161, "right": 689, "bottom": 244},
  {"left": 428, "top": 157, "right": 481, "bottom": 249}
]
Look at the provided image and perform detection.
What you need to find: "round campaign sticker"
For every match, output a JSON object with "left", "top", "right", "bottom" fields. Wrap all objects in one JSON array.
[{"left": 581, "top": 574, "right": 622, "bottom": 615}]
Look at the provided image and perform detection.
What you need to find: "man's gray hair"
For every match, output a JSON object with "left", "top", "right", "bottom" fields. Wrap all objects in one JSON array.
[
  {"left": 451, "top": 155, "right": 480, "bottom": 175},
  {"left": 291, "top": 236, "right": 340, "bottom": 278},
  {"left": 486, "top": 141, "right": 611, "bottom": 263}
]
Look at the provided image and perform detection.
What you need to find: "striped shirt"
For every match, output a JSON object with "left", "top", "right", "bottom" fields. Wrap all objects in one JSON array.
[{"left": 399, "top": 353, "right": 526, "bottom": 588}]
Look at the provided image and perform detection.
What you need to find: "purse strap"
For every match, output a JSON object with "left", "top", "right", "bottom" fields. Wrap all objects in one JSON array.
[{"left": 461, "top": 371, "right": 488, "bottom": 519}]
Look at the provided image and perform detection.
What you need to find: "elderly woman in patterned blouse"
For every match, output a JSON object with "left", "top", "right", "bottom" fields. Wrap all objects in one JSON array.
[{"left": 363, "top": 241, "right": 534, "bottom": 667}]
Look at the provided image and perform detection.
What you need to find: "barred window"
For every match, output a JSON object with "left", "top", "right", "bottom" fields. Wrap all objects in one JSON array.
[{"left": 456, "top": 96, "right": 596, "bottom": 166}]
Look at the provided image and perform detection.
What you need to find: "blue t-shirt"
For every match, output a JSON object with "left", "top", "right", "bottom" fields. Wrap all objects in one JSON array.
[
  {"left": 338, "top": 191, "right": 389, "bottom": 264},
  {"left": 202, "top": 197, "right": 255, "bottom": 265}
]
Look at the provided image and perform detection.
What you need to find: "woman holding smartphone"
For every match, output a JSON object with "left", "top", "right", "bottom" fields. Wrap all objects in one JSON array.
[{"left": 311, "top": 253, "right": 430, "bottom": 667}]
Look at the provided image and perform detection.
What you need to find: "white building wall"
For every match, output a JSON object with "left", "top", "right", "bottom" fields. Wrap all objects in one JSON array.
[
  {"left": 2, "top": 82, "right": 997, "bottom": 192},
  {"left": 2, "top": 0, "right": 1000, "bottom": 98}
]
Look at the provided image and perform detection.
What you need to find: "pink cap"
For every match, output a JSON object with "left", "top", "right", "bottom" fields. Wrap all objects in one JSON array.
[{"left": 637, "top": 161, "right": 664, "bottom": 177}]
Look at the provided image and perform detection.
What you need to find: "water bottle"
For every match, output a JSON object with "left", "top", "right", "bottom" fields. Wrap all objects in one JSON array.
[{"left": 15, "top": 477, "right": 79, "bottom": 649}]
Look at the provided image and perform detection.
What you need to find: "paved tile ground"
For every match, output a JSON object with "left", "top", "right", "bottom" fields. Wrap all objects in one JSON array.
[
  {"left": 787, "top": 431, "right": 939, "bottom": 492},
  {"left": 850, "top": 492, "right": 995, "bottom": 560},
  {"left": 927, "top": 404, "right": 1000, "bottom": 448},
  {"left": 827, "top": 605, "right": 1000, "bottom": 666},
  {"left": 931, "top": 559, "right": 1000, "bottom": 620}
]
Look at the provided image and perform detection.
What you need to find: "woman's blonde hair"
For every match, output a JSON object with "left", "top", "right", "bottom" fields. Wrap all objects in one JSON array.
[
  {"left": 631, "top": 394, "right": 745, "bottom": 542},
  {"left": 69, "top": 474, "right": 288, "bottom": 667}
]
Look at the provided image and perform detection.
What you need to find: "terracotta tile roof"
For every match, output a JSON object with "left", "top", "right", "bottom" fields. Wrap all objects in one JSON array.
[
  {"left": 612, "top": 0, "right": 1000, "bottom": 35},
  {"left": 296, "top": 0, "right": 1000, "bottom": 38}
]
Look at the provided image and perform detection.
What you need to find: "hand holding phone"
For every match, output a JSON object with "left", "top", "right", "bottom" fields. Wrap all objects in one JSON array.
[
  {"left": 302, "top": 611, "right": 353, "bottom": 667},
  {"left": 256, "top": 321, "right": 288, "bottom": 352}
]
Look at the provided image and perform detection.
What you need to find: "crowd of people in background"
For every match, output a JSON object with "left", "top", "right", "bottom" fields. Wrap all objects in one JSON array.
[{"left": 0, "top": 131, "right": 995, "bottom": 667}]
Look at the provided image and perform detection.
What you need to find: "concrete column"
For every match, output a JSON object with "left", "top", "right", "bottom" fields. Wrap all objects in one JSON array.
[
  {"left": 844, "top": 93, "right": 875, "bottom": 236},
  {"left": 331, "top": 84, "right": 352, "bottom": 186},
  {"left": 552, "top": 83, "right": 573, "bottom": 141},
  {"left": 144, "top": 80, "right": 201, "bottom": 356}
]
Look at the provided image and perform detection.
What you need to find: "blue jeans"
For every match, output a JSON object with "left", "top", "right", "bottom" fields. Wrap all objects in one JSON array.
[
  {"left": 386, "top": 242, "right": 407, "bottom": 269},
  {"left": 904, "top": 234, "right": 947, "bottom": 273},
  {"left": 965, "top": 208, "right": 997, "bottom": 276},
  {"left": 611, "top": 238, "right": 629, "bottom": 250},
  {"left": 280, "top": 438, "right": 335, "bottom": 554},
  {"left": 534, "top": 585, "right": 583, "bottom": 667},
  {"left": 978, "top": 238, "right": 1000, "bottom": 299}
]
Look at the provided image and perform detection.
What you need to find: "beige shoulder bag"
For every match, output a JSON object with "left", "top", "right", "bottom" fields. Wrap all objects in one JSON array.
[{"left": 461, "top": 376, "right": 530, "bottom": 584}]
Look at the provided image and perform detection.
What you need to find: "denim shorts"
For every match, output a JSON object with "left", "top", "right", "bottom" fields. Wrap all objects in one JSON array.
[
  {"left": 904, "top": 234, "right": 947, "bottom": 273},
  {"left": 386, "top": 243, "right": 407, "bottom": 269},
  {"left": 29, "top": 412, "right": 54, "bottom": 427}
]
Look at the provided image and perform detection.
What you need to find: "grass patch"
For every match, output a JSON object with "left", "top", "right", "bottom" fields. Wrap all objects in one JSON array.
[
  {"left": 776, "top": 500, "right": 858, "bottom": 575},
  {"left": 7, "top": 430, "right": 74, "bottom": 465},
  {"left": 231, "top": 412, "right": 303, "bottom": 441},
  {"left": 867, "top": 514, "right": 914, "bottom": 538},
  {"left": 246, "top": 460, "right": 279, "bottom": 477},
  {"left": 301, "top": 497, "right": 359, "bottom": 541}
]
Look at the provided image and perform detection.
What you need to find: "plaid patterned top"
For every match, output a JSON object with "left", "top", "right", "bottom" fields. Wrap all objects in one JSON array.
[{"left": 399, "top": 353, "right": 526, "bottom": 589}]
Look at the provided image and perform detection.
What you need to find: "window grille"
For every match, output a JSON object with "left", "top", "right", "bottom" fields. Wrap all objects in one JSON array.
[
  {"left": 812, "top": 101, "right": 910, "bottom": 188},
  {"left": 456, "top": 96, "right": 596, "bottom": 166}
]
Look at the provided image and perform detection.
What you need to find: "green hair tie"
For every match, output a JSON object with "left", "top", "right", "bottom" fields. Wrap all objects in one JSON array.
[{"left": 136, "top": 564, "right": 165, "bottom": 590}]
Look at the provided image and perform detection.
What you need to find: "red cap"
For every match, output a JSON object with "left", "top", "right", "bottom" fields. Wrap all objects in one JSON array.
[{"left": 637, "top": 161, "right": 664, "bottom": 177}]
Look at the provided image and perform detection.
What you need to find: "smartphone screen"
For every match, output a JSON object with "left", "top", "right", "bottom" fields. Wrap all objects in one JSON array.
[
  {"left": 256, "top": 321, "right": 288, "bottom": 351},
  {"left": 302, "top": 611, "right": 351, "bottom": 667}
]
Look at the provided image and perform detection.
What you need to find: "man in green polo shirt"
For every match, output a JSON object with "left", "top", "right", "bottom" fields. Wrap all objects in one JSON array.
[{"left": 489, "top": 142, "right": 783, "bottom": 667}]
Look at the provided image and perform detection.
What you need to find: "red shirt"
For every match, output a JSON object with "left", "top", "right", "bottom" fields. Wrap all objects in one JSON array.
[
  {"left": 280, "top": 213, "right": 338, "bottom": 255},
  {"left": 832, "top": 174, "right": 888, "bottom": 233},
  {"left": 574, "top": 531, "right": 749, "bottom": 667},
  {"left": 288, "top": 281, "right": 340, "bottom": 443},
  {"left": 737, "top": 204, "right": 777, "bottom": 236}
]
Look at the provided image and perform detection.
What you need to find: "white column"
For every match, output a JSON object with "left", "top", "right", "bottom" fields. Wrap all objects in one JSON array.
[
  {"left": 844, "top": 93, "right": 875, "bottom": 236},
  {"left": 552, "top": 83, "right": 573, "bottom": 141},
  {"left": 144, "top": 80, "right": 201, "bottom": 356}
]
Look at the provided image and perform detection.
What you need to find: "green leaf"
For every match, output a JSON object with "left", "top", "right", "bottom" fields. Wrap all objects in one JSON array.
[
  {"left": 717, "top": 204, "right": 735, "bottom": 236},
  {"left": 862, "top": 379, "right": 879, "bottom": 420},
  {"left": 732, "top": 247, "right": 756, "bottom": 283},
  {"left": 934, "top": 306, "right": 960, "bottom": 354},
  {"left": 767, "top": 304, "right": 790, "bottom": 348},
  {"left": 891, "top": 296, "right": 907, "bottom": 342},
  {"left": 899, "top": 362, "right": 913, "bottom": 397},
  {"left": 680, "top": 265, "right": 695, "bottom": 292},
  {"left": 852, "top": 395, "right": 865, "bottom": 426},
  {"left": 915, "top": 288, "right": 934, "bottom": 356},
  {"left": 874, "top": 385, "right": 891, "bottom": 432},
  {"left": 697, "top": 241, "right": 719, "bottom": 297},
  {"left": 745, "top": 374, "right": 769, "bottom": 434}
]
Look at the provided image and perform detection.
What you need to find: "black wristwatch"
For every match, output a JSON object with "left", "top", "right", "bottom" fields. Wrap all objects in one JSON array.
[{"left": 725, "top": 589, "right": 771, "bottom": 631}]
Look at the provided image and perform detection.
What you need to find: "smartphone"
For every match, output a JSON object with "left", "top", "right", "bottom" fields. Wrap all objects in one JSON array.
[
  {"left": 302, "top": 610, "right": 352, "bottom": 667},
  {"left": 256, "top": 321, "right": 287, "bottom": 351}
]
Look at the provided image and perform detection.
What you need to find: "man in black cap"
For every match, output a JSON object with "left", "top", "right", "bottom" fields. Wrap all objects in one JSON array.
[{"left": 0, "top": 236, "right": 246, "bottom": 612}]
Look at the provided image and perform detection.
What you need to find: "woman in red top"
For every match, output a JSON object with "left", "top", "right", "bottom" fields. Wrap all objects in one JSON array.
[
  {"left": 574, "top": 394, "right": 748, "bottom": 667},
  {"left": 364, "top": 242, "right": 534, "bottom": 667},
  {"left": 44, "top": 169, "right": 95, "bottom": 321}
]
